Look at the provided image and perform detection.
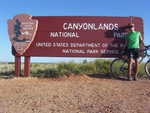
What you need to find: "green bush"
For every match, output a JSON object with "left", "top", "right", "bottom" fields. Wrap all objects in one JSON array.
[
  {"left": 57, "top": 63, "right": 82, "bottom": 75},
  {"left": 138, "top": 63, "right": 146, "bottom": 77},
  {"left": 94, "top": 60, "right": 111, "bottom": 73},
  {"left": 0, "top": 60, "right": 147, "bottom": 78},
  {"left": 0, "top": 63, "right": 15, "bottom": 77},
  {"left": 78, "top": 63, "right": 96, "bottom": 74},
  {"left": 31, "top": 68, "right": 60, "bottom": 78}
]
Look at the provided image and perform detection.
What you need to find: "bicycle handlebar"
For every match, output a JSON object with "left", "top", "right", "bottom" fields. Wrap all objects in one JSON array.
[
  {"left": 144, "top": 45, "right": 150, "bottom": 51},
  {"left": 145, "top": 45, "right": 150, "bottom": 48}
]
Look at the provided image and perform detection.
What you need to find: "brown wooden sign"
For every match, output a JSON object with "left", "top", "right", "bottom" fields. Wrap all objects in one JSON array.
[
  {"left": 7, "top": 14, "right": 144, "bottom": 77},
  {"left": 8, "top": 14, "right": 143, "bottom": 58}
]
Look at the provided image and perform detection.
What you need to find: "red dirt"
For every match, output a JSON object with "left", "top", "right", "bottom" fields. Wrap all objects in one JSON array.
[{"left": 0, "top": 75, "right": 150, "bottom": 113}]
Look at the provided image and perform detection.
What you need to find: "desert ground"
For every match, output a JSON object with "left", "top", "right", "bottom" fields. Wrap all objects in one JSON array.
[{"left": 0, "top": 75, "right": 150, "bottom": 113}]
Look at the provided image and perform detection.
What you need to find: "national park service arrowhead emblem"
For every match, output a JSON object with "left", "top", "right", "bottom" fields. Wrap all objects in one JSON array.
[{"left": 8, "top": 14, "right": 38, "bottom": 55}]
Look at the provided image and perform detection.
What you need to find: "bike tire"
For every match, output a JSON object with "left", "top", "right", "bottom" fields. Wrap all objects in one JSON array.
[
  {"left": 110, "top": 58, "right": 128, "bottom": 78},
  {"left": 144, "top": 60, "right": 150, "bottom": 79}
]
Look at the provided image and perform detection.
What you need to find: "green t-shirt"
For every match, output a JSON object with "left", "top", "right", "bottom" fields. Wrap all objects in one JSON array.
[{"left": 126, "top": 31, "right": 142, "bottom": 49}]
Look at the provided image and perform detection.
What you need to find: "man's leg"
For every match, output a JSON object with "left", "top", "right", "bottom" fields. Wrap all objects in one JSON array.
[
  {"left": 128, "top": 58, "right": 132, "bottom": 80},
  {"left": 134, "top": 58, "right": 139, "bottom": 80},
  {"left": 133, "top": 48, "right": 140, "bottom": 81}
]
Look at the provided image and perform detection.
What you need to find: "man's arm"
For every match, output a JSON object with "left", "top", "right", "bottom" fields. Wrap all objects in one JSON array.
[
  {"left": 139, "top": 32, "right": 144, "bottom": 45},
  {"left": 139, "top": 33, "right": 144, "bottom": 54}
]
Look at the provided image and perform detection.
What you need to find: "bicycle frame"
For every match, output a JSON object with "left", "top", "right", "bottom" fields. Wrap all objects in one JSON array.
[
  {"left": 110, "top": 45, "right": 150, "bottom": 78},
  {"left": 120, "top": 62, "right": 128, "bottom": 72}
]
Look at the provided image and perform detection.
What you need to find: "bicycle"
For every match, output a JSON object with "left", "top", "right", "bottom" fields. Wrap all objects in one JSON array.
[{"left": 110, "top": 45, "right": 150, "bottom": 79}]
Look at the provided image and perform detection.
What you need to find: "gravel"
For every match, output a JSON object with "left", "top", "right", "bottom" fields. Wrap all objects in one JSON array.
[{"left": 0, "top": 75, "right": 150, "bottom": 113}]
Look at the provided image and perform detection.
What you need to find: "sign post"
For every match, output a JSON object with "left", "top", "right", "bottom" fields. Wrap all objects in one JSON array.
[
  {"left": 24, "top": 56, "right": 30, "bottom": 77},
  {"left": 15, "top": 56, "right": 21, "bottom": 77},
  {"left": 8, "top": 14, "right": 144, "bottom": 77}
]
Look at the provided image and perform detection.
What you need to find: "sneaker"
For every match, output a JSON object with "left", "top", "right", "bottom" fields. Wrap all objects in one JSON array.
[
  {"left": 128, "top": 76, "right": 133, "bottom": 81},
  {"left": 133, "top": 75, "right": 138, "bottom": 81}
]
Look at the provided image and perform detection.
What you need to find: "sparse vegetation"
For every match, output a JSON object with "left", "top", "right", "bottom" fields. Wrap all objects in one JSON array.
[{"left": 0, "top": 59, "right": 146, "bottom": 78}]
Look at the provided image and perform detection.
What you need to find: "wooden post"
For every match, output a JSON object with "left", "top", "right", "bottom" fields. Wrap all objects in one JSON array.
[
  {"left": 24, "top": 56, "right": 31, "bottom": 77},
  {"left": 15, "top": 56, "right": 21, "bottom": 77}
]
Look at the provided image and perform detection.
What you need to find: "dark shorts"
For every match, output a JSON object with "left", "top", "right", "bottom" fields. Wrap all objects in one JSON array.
[{"left": 127, "top": 48, "right": 139, "bottom": 59}]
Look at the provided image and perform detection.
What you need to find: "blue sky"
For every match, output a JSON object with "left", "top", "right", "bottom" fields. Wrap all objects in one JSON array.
[{"left": 0, "top": 0, "right": 150, "bottom": 62}]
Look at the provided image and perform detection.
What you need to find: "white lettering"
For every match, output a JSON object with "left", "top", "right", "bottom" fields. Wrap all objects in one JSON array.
[
  {"left": 63, "top": 23, "right": 67, "bottom": 30},
  {"left": 36, "top": 42, "right": 52, "bottom": 47},
  {"left": 86, "top": 49, "right": 99, "bottom": 54},
  {"left": 49, "top": 32, "right": 79, "bottom": 38},
  {"left": 100, "top": 50, "right": 119, "bottom": 54},
  {"left": 113, "top": 32, "right": 128, "bottom": 38},
  {"left": 70, "top": 43, "right": 101, "bottom": 48},
  {"left": 102, "top": 43, "right": 108, "bottom": 48},
  {"left": 53, "top": 43, "right": 69, "bottom": 47},
  {"left": 62, "top": 49, "right": 85, "bottom": 54},
  {"left": 63, "top": 23, "right": 119, "bottom": 31}
]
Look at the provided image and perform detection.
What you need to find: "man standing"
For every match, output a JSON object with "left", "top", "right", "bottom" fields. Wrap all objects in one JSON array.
[{"left": 126, "top": 24, "right": 143, "bottom": 81}]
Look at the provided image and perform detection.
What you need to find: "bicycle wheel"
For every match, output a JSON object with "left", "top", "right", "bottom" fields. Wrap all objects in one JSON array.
[
  {"left": 110, "top": 58, "right": 128, "bottom": 78},
  {"left": 144, "top": 60, "right": 150, "bottom": 78}
]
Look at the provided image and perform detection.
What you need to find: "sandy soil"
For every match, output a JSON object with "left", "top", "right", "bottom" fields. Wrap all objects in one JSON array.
[{"left": 0, "top": 75, "right": 150, "bottom": 113}]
